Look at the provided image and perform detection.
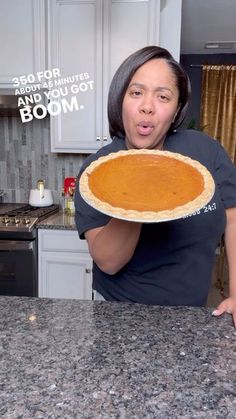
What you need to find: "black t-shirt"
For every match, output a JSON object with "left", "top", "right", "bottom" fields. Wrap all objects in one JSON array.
[{"left": 75, "top": 130, "right": 236, "bottom": 306}]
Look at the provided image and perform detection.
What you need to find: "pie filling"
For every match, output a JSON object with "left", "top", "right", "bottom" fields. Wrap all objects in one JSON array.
[{"left": 87, "top": 154, "right": 205, "bottom": 212}]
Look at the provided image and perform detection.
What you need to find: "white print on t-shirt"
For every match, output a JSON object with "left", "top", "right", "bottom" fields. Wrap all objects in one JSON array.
[{"left": 183, "top": 202, "right": 217, "bottom": 219}]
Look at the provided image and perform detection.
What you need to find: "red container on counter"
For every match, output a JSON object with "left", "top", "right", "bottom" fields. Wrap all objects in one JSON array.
[{"left": 64, "top": 177, "right": 77, "bottom": 194}]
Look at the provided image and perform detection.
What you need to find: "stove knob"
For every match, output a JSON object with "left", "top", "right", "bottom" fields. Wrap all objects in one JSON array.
[
  {"left": 23, "top": 218, "right": 29, "bottom": 224},
  {"left": 15, "top": 217, "right": 20, "bottom": 224},
  {"left": 2, "top": 217, "right": 10, "bottom": 224}
]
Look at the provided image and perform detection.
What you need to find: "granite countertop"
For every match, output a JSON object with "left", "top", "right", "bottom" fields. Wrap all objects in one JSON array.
[
  {"left": 0, "top": 297, "right": 235, "bottom": 418},
  {"left": 37, "top": 210, "right": 77, "bottom": 230}
]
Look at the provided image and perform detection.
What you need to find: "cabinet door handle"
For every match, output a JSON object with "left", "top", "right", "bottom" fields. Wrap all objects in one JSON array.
[
  {"left": 85, "top": 268, "right": 91, "bottom": 273},
  {"left": 103, "top": 136, "right": 108, "bottom": 141},
  {"left": 96, "top": 136, "right": 100, "bottom": 141}
]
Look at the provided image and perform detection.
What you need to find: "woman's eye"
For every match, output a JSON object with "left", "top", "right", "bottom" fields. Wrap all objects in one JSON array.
[
  {"left": 130, "top": 90, "right": 142, "bottom": 97},
  {"left": 159, "top": 94, "right": 169, "bottom": 102}
]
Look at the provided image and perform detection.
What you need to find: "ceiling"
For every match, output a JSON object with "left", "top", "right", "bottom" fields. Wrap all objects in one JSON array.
[{"left": 180, "top": 0, "right": 236, "bottom": 54}]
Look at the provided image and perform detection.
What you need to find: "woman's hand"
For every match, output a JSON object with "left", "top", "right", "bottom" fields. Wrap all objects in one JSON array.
[{"left": 212, "top": 297, "right": 236, "bottom": 328}]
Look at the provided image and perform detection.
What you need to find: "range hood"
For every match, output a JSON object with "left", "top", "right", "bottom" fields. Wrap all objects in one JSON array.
[
  {"left": 0, "top": 92, "right": 20, "bottom": 116},
  {"left": 0, "top": 88, "right": 48, "bottom": 117}
]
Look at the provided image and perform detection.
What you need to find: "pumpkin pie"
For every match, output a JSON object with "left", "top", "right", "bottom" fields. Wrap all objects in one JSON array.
[{"left": 79, "top": 149, "right": 215, "bottom": 222}]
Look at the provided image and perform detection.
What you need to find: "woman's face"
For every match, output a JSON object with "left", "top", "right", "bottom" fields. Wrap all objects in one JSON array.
[{"left": 122, "top": 59, "right": 180, "bottom": 150}]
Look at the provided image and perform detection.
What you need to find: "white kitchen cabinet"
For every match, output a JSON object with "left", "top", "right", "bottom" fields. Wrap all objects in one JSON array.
[
  {"left": 38, "top": 229, "right": 93, "bottom": 300},
  {"left": 0, "top": 0, "right": 45, "bottom": 87},
  {"left": 48, "top": 0, "right": 182, "bottom": 153}
]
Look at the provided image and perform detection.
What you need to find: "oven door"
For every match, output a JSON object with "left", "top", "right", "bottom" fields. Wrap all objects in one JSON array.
[{"left": 0, "top": 240, "right": 37, "bottom": 297}]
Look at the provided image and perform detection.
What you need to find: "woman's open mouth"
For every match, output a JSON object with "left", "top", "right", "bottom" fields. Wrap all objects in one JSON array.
[{"left": 137, "top": 121, "right": 154, "bottom": 136}]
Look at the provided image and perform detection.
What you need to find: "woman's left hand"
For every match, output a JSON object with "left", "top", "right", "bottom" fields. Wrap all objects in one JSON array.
[{"left": 212, "top": 297, "right": 236, "bottom": 328}]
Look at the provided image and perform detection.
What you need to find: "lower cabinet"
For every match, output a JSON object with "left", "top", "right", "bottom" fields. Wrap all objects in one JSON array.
[{"left": 38, "top": 229, "right": 92, "bottom": 300}]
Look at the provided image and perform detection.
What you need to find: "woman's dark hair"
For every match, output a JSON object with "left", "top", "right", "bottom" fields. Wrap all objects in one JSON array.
[{"left": 108, "top": 45, "right": 191, "bottom": 139}]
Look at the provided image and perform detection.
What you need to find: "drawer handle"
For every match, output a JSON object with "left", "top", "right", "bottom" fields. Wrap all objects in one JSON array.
[{"left": 85, "top": 268, "right": 91, "bottom": 273}]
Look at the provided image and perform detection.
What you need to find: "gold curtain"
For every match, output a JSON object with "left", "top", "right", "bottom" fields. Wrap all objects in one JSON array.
[{"left": 200, "top": 65, "right": 236, "bottom": 162}]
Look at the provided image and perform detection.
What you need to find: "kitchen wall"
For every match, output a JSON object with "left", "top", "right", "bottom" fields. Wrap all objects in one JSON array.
[{"left": 0, "top": 115, "right": 87, "bottom": 203}]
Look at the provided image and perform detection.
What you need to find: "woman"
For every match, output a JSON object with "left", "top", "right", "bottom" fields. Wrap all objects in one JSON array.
[{"left": 75, "top": 46, "right": 236, "bottom": 327}]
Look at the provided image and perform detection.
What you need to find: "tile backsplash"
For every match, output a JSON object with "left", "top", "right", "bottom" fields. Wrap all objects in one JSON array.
[{"left": 0, "top": 115, "right": 87, "bottom": 203}]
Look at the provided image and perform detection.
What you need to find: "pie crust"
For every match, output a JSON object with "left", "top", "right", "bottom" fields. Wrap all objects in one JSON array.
[{"left": 79, "top": 149, "right": 215, "bottom": 222}]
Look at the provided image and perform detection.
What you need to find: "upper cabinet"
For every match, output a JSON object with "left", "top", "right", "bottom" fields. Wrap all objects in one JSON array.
[
  {"left": 48, "top": 0, "right": 182, "bottom": 153},
  {"left": 48, "top": 0, "right": 103, "bottom": 153},
  {"left": 0, "top": 0, "right": 46, "bottom": 87}
]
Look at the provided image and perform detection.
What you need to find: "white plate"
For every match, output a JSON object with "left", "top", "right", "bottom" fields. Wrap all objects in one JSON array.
[{"left": 80, "top": 190, "right": 214, "bottom": 223}]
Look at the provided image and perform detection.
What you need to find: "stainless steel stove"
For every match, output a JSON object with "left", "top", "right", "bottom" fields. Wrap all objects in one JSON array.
[
  {"left": 0, "top": 203, "right": 59, "bottom": 297},
  {"left": 0, "top": 204, "right": 59, "bottom": 239}
]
